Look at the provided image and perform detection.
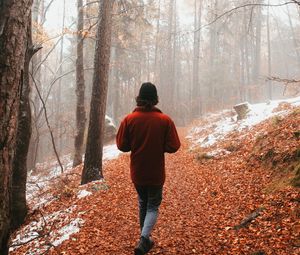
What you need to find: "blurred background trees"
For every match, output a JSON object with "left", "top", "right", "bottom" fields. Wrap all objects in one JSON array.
[{"left": 25, "top": 0, "right": 300, "bottom": 170}]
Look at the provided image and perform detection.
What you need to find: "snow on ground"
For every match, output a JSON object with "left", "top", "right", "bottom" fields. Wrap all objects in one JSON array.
[
  {"left": 77, "top": 189, "right": 92, "bottom": 199},
  {"left": 188, "top": 96, "right": 300, "bottom": 149},
  {"left": 103, "top": 144, "right": 121, "bottom": 161},
  {"left": 9, "top": 206, "right": 84, "bottom": 254},
  {"left": 27, "top": 154, "right": 75, "bottom": 209},
  {"left": 16, "top": 143, "right": 121, "bottom": 252},
  {"left": 27, "top": 144, "right": 121, "bottom": 209},
  {"left": 51, "top": 218, "right": 84, "bottom": 247}
]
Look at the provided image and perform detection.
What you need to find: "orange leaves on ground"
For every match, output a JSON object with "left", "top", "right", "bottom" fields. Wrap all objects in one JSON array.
[{"left": 10, "top": 108, "right": 300, "bottom": 254}]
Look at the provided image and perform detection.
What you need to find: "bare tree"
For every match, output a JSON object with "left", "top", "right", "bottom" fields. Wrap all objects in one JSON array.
[
  {"left": 252, "top": 0, "right": 262, "bottom": 84},
  {"left": 192, "top": 0, "right": 203, "bottom": 117},
  {"left": 0, "top": 1, "right": 33, "bottom": 253},
  {"left": 286, "top": 3, "right": 300, "bottom": 67},
  {"left": 73, "top": 0, "right": 87, "bottom": 167},
  {"left": 81, "top": 0, "right": 114, "bottom": 184},
  {"left": 55, "top": 0, "right": 66, "bottom": 153},
  {"left": 267, "top": 0, "right": 272, "bottom": 99}
]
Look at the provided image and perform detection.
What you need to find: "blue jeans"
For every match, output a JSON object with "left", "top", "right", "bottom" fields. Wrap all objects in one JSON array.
[{"left": 135, "top": 185, "right": 163, "bottom": 238}]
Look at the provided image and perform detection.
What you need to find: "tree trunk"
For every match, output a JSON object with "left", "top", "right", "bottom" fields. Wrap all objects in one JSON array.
[
  {"left": 11, "top": 16, "right": 42, "bottom": 231},
  {"left": 81, "top": 0, "right": 114, "bottom": 184},
  {"left": 154, "top": 0, "right": 161, "bottom": 84},
  {"left": 286, "top": 4, "right": 300, "bottom": 68},
  {"left": 73, "top": 0, "right": 86, "bottom": 167},
  {"left": 56, "top": 0, "right": 66, "bottom": 154},
  {"left": 252, "top": 2, "right": 262, "bottom": 84},
  {"left": 163, "top": 0, "right": 175, "bottom": 115},
  {"left": 0, "top": 0, "right": 33, "bottom": 253},
  {"left": 209, "top": 0, "right": 218, "bottom": 111},
  {"left": 192, "top": 0, "right": 202, "bottom": 117},
  {"left": 27, "top": 0, "right": 43, "bottom": 171},
  {"left": 267, "top": 1, "right": 272, "bottom": 99},
  {"left": 111, "top": 46, "right": 120, "bottom": 125}
]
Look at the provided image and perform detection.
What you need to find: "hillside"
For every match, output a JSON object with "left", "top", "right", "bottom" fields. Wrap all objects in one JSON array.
[{"left": 9, "top": 97, "right": 300, "bottom": 255}]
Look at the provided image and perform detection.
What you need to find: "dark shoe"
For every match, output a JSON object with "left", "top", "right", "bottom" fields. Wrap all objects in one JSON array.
[{"left": 134, "top": 236, "right": 154, "bottom": 255}]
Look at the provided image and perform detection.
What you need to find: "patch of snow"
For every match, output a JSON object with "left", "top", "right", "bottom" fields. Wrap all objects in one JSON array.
[
  {"left": 27, "top": 144, "right": 120, "bottom": 210},
  {"left": 188, "top": 96, "right": 300, "bottom": 148},
  {"left": 106, "top": 115, "right": 116, "bottom": 128},
  {"left": 31, "top": 195, "right": 57, "bottom": 210},
  {"left": 10, "top": 206, "right": 83, "bottom": 253},
  {"left": 77, "top": 189, "right": 92, "bottom": 199},
  {"left": 103, "top": 144, "right": 121, "bottom": 161},
  {"left": 52, "top": 218, "right": 84, "bottom": 246},
  {"left": 207, "top": 149, "right": 231, "bottom": 157}
]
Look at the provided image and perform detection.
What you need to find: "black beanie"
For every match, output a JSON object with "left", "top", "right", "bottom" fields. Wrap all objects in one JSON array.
[{"left": 138, "top": 82, "right": 158, "bottom": 101}]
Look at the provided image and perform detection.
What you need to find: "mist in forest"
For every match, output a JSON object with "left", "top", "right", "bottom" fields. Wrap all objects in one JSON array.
[{"left": 29, "top": 0, "right": 300, "bottom": 168}]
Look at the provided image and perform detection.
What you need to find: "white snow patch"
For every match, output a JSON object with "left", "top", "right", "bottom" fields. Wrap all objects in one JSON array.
[
  {"left": 106, "top": 115, "right": 116, "bottom": 128},
  {"left": 188, "top": 96, "right": 300, "bottom": 148},
  {"left": 77, "top": 189, "right": 92, "bottom": 199},
  {"left": 26, "top": 154, "right": 74, "bottom": 207},
  {"left": 10, "top": 206, "right": 83, "bottom": 253},
  {"left": 207, "top": 149, "right": 231, "bottom": 157},
  {"left": 103, "top": 144, "right": 121, "bottom": 161},
  {"left": 52, "top": 218, "right": 84, "bottom": 246},
  {"left": 27, "top": 143, "right": 120, "bottom": 210}
]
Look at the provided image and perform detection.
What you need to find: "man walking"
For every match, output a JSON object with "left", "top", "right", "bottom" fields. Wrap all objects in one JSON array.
[{"left": 116, "top": 82, "right": 181, "bottom": 255}]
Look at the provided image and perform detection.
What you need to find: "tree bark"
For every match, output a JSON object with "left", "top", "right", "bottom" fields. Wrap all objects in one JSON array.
[
  {"left": 81, "top": 0, "right": 114, "bottom": 184},
  {"left": 0, "top": 0, "right": 33, "bottom": 253},
  {"left": 11, "top": 16, "right": 42, "bottom": 231},
  {"left": 27, "top": 0, "right": 43, "bottom": 171},
  {"left": 73, "top": 0, "right": 87, "bottom": 167}
]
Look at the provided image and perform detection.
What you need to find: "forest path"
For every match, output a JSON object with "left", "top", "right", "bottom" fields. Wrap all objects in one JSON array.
[{"left": 53, "top": 128, "right": 296, "bottom": 255}]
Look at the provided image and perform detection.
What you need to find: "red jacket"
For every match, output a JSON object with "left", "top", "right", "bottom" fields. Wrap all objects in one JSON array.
[{"left": 116, "top": 107, "right": 180, "bottom": 186}]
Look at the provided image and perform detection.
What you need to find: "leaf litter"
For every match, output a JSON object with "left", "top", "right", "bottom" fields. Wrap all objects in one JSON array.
[{"left": 9, "top": 98, "right": 300, "bottom": 255}]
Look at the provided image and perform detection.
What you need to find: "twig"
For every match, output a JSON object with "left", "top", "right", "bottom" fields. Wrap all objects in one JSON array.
[
  {"left": 33, "top": 36, "right": 62, "bottom": 76},
  {"left": 266, "top": 76, "right": 300, "bottom": 84},
  {"left": 234, "top": 207, "right": 265, "bottom": 230},
  {"left": 266, "top": 76, "right": 300, "bottom": 95},
  {"left": 194, "top": 1, "right": 296, "bottom": 33},
  {"left": 32, "top": 67, "right": 94, "bottom": 122},
  {"left": 30, "top": 73, "right": 64, "bottom": 173},
  {"left": 40, "top": 0, "right": 56, "bottom": 25},
  {"left": 9, "top": 234, "right": 44, "bottom": 248}
]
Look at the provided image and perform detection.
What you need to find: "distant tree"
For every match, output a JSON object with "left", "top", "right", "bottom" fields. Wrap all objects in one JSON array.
[
  {"left": 73, "top": 0, "right": 87, "bottom": 167},
  {"left": 0, "top": 0, "right": 33, "bottom": 253},
  {"left": 192, "top": 0, "right": 203, "bottom": 117},
  {"left": 81, "top": 0, "right": 114, "bottom": 184}
]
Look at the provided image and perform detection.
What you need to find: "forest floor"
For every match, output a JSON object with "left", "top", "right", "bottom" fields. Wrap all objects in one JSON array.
[{"left": 10, "top": 100, "right": 300, "bottom": 255}]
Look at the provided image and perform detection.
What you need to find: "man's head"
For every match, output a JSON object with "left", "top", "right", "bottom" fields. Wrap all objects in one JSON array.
[{"left": 136, "top": 82, "right": 159, "bottom": 108}]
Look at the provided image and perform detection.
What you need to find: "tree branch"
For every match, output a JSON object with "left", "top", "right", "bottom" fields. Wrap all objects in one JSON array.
[
  {"left": 266, "top": 76, "right": 300, "bottom": 95},
  {"left": 30, "top": 73, "right": 64, "bottom": 173},
  {"left": 266, "top": 76, "right": 300, "bottom": 84},
  {"left": 195, "top": 1, "right": 297, "bottom": 32}
]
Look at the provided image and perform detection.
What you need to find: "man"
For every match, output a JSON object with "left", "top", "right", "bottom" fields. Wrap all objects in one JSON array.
[{"left": 116, "top": 82, "right": 181, "bottom": 255}]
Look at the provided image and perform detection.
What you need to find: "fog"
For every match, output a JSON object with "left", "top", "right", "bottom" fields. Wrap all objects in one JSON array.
[{"left": 29, "top": 0, "right": 300, "bottom": 168}]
